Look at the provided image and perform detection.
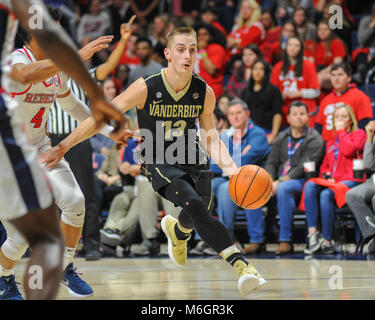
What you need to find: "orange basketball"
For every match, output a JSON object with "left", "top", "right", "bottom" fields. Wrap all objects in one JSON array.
[{"left": 228, "top": 165, "right": 273, "bottom": 209}]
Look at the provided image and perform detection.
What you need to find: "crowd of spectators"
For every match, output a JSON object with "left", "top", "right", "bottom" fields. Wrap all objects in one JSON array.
[{"left": 38, "top": 0, "right": 375, "bottom": 258}]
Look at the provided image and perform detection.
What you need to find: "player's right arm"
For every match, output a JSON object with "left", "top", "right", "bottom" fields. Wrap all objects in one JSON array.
[
  {"left": 9, "top": 36, "right": 113, "bottom": 85},
  {"left": 41, "top": 78, "right": 147, "bottom": 168},
  {"left": 11, "top": 0, "right": 124, "bottom": 130}
]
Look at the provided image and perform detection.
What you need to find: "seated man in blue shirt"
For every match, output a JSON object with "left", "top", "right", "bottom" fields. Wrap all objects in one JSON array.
[{"left": 195, "top": 99, "right": 271, "bottom": 255}]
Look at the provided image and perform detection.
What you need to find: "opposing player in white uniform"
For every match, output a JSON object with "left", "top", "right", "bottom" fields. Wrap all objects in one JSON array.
[
  {"left": 0, "top": 7, "right": 121, "bottom": 299},
  {"left": 0, "top": 0, "right": 126, "bottom": 300}
]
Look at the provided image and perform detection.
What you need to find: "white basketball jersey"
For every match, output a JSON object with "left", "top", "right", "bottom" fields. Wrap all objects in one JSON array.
[{"left": 8, "top": 47, "right": 69, "bottom": 147}]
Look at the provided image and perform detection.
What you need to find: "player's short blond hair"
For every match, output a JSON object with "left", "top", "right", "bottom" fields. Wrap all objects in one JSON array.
[{"left": 166, "top": 26, "right": 197, "bottom": 48}]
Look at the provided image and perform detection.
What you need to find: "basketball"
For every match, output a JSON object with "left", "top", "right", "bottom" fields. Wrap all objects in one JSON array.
[{"left": 228, "top": 165, "right": 273, "bottom": 209}]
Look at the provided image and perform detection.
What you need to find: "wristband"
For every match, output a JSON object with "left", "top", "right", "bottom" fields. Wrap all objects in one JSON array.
[{"left": 200, "top": 50, "right": 207, "bottom": 57}]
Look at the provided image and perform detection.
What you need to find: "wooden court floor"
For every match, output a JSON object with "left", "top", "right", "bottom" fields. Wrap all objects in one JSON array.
[{"left": 13, "top": 256, "right": 375, "bottom": 300}]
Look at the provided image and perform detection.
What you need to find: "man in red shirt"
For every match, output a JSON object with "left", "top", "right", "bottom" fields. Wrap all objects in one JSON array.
[{"left": 315, "top": 63, "right": 373, "bottom": 141}]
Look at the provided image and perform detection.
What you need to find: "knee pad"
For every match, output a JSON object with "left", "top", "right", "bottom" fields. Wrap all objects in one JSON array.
[
  {"left": 60, "top": 192, "right": 85, "bottom": 228},
  {"left": 2, "top": 231, "right": 29, "bottom": 261}
]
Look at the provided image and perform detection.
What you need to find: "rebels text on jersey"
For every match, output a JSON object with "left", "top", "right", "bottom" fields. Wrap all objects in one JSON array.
[{"left": 9, "top": 47, "right": 69, "bottom": 146}]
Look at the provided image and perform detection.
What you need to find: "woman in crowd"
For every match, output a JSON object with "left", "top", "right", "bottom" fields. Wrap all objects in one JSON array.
[
  {"left": 194, "top": 23, "right": 227, "bottom": 99},
  {"left": 305, "top": 20, "right": 347, "bottom": 92},
  {"left": 227, "top": 44, "right": 263, "bottom": 98},
  {"left": 271, "top": 36, "right": 320, "bottom": 128},
  {"left": 269, "top": 20, "right": 297, "bottom": 65},
  {"left": 226, "top": 0, "right": 265, "bottom": 57},
  {"left": 259, "top": 9, "right": 282, "bottom": 64},
  {"left": 303, "top": 105, "right": 366, "bottom": 255},
  {"left": 241, "top": 59, "right": 282, "bottom": 144}
]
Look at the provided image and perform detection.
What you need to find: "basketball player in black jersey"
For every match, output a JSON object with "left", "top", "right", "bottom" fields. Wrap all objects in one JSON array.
[{"left": 42, "top": 27, "right": 266, "bottom": 296}]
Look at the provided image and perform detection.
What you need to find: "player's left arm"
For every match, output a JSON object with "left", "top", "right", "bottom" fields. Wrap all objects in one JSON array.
[{"left": 199, "top": 85, "right": 238, "bottom": 176}]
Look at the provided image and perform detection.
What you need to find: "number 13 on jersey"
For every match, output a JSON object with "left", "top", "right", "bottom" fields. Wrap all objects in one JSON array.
[{"left": 161, "top": 120, "right": 187, "bottom": 139}]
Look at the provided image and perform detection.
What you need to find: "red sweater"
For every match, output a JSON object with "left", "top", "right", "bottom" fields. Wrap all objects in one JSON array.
[
  {"left": 316, "top": 85, "right": 373, "bottom": 141},
  {"left": 319, "top": 129, "right": 366, "bottom": 182}
]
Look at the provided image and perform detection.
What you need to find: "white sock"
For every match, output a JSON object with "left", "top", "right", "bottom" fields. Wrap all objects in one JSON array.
[
  {"left": 0, "top": 265, "right": 14, "bottom": 277},
  {"left": 63, "top": 246, "right": 76, "bottom": 270}
]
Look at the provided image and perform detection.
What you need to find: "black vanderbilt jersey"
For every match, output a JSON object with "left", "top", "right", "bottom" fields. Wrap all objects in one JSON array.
[{"left": 137, "top": 69, "right": 208, "bottom": 166}]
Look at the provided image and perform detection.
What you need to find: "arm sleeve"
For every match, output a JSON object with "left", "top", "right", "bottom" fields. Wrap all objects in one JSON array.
[
  {"left": 240, "top": 25, "right": 262, "bottom": 47},
  {"left": 8, "top": 51, "right": 31, "bottom": 93},
  {"left": 331, "top": 39, "right": 347, "bottom": 60},
  {"left": 301, "top": 88, "right": 321, "bottom": 99}
]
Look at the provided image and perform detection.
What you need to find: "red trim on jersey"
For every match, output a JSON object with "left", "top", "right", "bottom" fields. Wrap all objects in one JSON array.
[
  {"left": 0, "top": 3, "right": 17, "bottom": 20},
  {"left": 22, "top": 48, "right": 34, "bottom": 63},
  {"left": 10, "top": 83, "right": 33, "bottom": 97}
]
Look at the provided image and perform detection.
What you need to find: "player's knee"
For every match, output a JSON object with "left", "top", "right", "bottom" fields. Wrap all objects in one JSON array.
[
  {"left": 2, "top": 234, "right": 28, "bottom": 261},
  {"left": 61, "top": 193, "right": 85, "bottom": 227}
]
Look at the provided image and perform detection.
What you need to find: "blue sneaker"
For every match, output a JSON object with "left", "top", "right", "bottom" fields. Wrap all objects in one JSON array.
[
  {"left": 62, "top": 263, "right": 93, "bottom": 298},
  {"left": 0, "top": 274, "right": 23, "bottom": 300}
]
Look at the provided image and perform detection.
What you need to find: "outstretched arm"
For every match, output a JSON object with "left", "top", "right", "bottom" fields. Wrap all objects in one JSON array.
[
  {"left": 96, "top": 15, "right": 136, "bottom": 81},
  {"left": 41, "top": 78, "right": 147, "bottom": 168},
  {"left": 11, "top": 0, "right": 125, "bottom": 130},
  {"left": 199, "top": 85, "right": 238, "bottom": 176},
  {"left": 9, "top": 36, "right": 113, "bottom": 85}
]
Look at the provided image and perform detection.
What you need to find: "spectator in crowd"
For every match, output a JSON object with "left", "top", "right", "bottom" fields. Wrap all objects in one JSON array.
[
  {"left": 227, "top": 0, "right": 265, "bottom": 56},
  {"left": 241, "top": 59, "right": 283, "bottom": 144},
  {"left": 268, "top": 20, "right": 297, "bottom": 65},
  {"left": 315, "top": 63, "right": 373, "bottom": 142},
  {"left": 292, "top": 6, "right": 317, "bottom": 42},
  {"left": 132, "top": 176, "right": 181, "bottom": 256},
  {"left": 94, "top": 143, "right": 125, "bottom": 219},
  {"left": 213, "top": 107, "right": 229, "bottom": 134},
  {"left": 216, "top": 93, "right": 234, "bottom": 117},
  {"left": 227, "top": 44, "right": 263, "bottom": 98},
  {"left": 194, "top": 23, "right": 227, "bottom": 99},
  {"left": 106, "top": 0, "right": 133, "bottom": 42},
  {"left": 77, "top": 0, "right": 111, "bottom": 64},
  {"left": 259, "top": 9, "right": 282, "bottom": 63},
  {"left": 128, "top": 37, "right": 163, "bottom": 85},
  {"left": 201, "top": 6, "right": 227, "bottom": 36},
  {"left": 353, "top": 3, "right": 375, "bottom": 85},
  {"left": 346, "top": 120, "right": 375, "bottom": 254},
  {"left": 319, "top": 0, "right": 354, "bottom": 54},
  {"left": 148, "top": 15, "right": 169, "bottom": 66},
  {"left": 210, "top": 99, "right": 270, "bottom": 254},
  {"left": 113, "top": 64, "right": 131, "bottom": 93},
  {"left": 129, "top": 0, "right": 161, "bottom": 33},
  {"left": 149, "top": 14, "right": 169, "bottom": 47},
  {"left": 271, "top": 36, "right": 320, "bottom": 128},
  {"left": 265, "top": 101, "right": 325, "bottom": 254},
  {"left": 303, "top": 104, "right": 366, "bottom": 255},
  {"left": 100, "top": 138, "right": 140, "bottom": 256},
  {"left": 117, "top": 33, "right": 141, "bottom": 70},
  {"left": 304, "top": 20, "right": 347, "bottom": 92}
]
